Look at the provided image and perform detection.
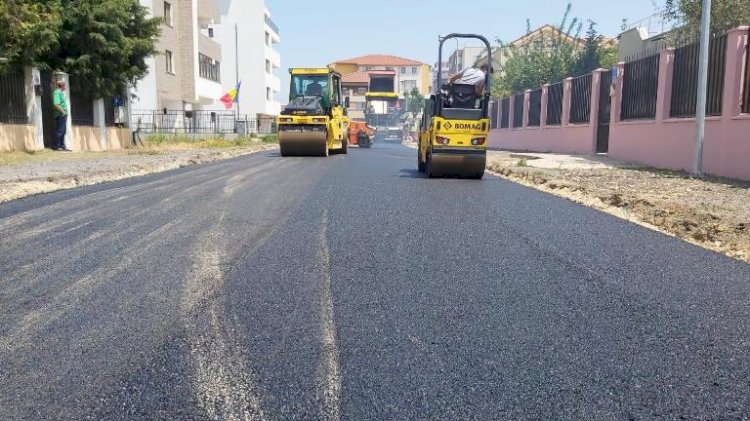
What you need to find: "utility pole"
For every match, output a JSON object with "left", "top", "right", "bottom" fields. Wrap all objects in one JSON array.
[
  {"left": 693, "top": 0, "right": 712, "bottom": 176},
  {"left": 235, "top": 23, "right": 241, "bottom": 116}
]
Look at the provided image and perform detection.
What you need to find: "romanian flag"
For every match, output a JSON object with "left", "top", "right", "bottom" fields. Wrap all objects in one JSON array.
[{"left": 220, "top": 82, "right": 241, "bottom": 109}]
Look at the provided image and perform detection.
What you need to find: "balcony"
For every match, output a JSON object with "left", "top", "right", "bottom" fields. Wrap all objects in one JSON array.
[
  {"left": 265, "top": 46, "right": 280, "bottom": 68},
  {"left": 198, "top": 0, "right": 220, "bottom": 25},
  {"left": 265, "top": 15, "right": 279, "bottom": 36},
  {"left": 265, "top": 73, "right": 281, "bottom": 93}
]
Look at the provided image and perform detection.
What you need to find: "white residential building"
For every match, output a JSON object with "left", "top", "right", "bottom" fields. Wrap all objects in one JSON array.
[
  {"left": 131, "top": 0, "right": 224, "bottom": 112},
  {"left": 432, "top": 61, "right": 450, "bottom": 93},
  {"left": 214, "top": 0, "right": 281, "bottom": 117},
  {"left": 447, "top": 47, "right": 485, "bottom": 78}
]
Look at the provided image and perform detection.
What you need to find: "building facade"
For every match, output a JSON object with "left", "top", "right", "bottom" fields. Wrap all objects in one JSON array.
[
  {"left": 330, "top": 55, "right": 431, "bottom": 96},
  {"left": 330, "top": 55, "right": 431, "bottom": 120},
  {"left": 214, "top": 0, "right": 281, "bottom": 117},
  {"left": 131, "top": 0, "right": 224, "bottom": 112},
  {"left": 432, "top": 61, "right": 450, "bottom": 93}
]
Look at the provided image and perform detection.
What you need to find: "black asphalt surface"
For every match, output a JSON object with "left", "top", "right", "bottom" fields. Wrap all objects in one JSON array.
[{"left": 1, "top": 143, "right": 750, "bottom": 420}]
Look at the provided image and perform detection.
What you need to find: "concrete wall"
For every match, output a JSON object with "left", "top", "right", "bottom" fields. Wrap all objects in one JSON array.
[
  {"left": 489, "top": 70, "right": 603, "bottom": 155},
  {"left": 106, "top": 128, "right": 131, "bottom": 150},
  {"left": 71, "top": 127, "right": 103, "bottom": 152},
  {"left": 0, "top": 125, "right": 37, "bottom": 152},
  {"left": 609, "top": 27, "right": 750, "bottom": 180}
]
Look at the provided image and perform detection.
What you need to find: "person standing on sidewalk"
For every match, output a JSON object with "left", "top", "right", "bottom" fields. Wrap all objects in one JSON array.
[{"left": 53, "top": 80, "right": 71, "bottom": 151}]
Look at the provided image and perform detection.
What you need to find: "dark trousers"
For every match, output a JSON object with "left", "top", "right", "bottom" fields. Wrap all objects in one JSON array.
[{"left": 54, "top": 115, "right": 67, "bottom": 149}]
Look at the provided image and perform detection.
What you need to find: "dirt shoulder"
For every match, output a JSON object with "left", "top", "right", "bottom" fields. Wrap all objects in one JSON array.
[
  {"left": 486, "top": 151, "right": 750, "bottom": 264},
  {"left": 0, "top": 140, "right": 278, "bottom": 204}
]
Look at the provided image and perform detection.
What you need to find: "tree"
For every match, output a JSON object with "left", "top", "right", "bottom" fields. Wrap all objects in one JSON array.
[
  {"left": 491, "top": 4, "right": 583, "bottom": 98},
  {"left": 403, "top": 87, "right": 425, "bottom": 114},
  {"left": 663, "top": 0, "right": 750, "bottom": 39},
  {"left": 0, "top": 0, "right": 61, "bottom": 73},
  {"left": 570, "top": 21, "right": 618, "bottom": 76},
  {"left": 47, "top": 0, "right": 161, "bottom": 97}
]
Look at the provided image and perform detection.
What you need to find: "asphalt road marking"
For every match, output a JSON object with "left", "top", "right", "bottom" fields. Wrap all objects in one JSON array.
[{"left": 316, "top": 210, "right": 341, "bottom": 421}]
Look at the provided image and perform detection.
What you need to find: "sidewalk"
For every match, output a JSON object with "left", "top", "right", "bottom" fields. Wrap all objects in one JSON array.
[
  {"left": 486, "top": 150, "right": 750, "bottom": 263},
  {"left": 0, "top": 139, "right": 278, "bottom": 204}
]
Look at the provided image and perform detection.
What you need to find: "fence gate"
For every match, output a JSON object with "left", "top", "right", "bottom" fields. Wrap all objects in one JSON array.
[
  {"left": 40, "top": 71, "right": 57, "bottom": 149},
  {"left": 596, "top": 71, "right": 612, "bottom": 154}
]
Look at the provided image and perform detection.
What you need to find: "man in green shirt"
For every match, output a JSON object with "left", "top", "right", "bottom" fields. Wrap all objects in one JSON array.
[{"left": 53, "top": 79, "right": 71, "bottom": 151}]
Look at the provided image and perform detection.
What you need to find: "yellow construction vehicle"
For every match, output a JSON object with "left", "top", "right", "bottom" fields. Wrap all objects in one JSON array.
[
  {"left": 417, "top": 34, "right": 492, "bottom": 179},
  {"left": 277, "top": 68, "right": 350, "bottom": 156}
]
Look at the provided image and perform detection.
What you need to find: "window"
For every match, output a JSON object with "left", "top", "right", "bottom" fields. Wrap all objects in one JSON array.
[
  {"left": 208, "top": 28, "right": 214, "bottom": 38},
  {"left": 267, "top": 87, "right": 272, "bottom": 101},
  {"left": 199, "top": 53, "right": 220, "bottom": 82},
  {"left": 332, "top": 76, "right": 341, "bottom": 105},
  {"left": 163, "top": 2, "right": 173, "bottom": 26},
  {"left": 400, "top": 67, "right": 406, "bottom": 74},
  {"left": 165, "top": 50, "right": 174, "bottom": 74},
  {"left": 265, "top": 60, "right": 271, "bottom": 74},
  {"left": 401, "top": 80, "right": 417, "bottom": 93},
  {"left": 265, "top": 32, "right": 270, "bottom": 46},
  {"left": 412, "top": 66, "right": 418, "bottom": 74}
]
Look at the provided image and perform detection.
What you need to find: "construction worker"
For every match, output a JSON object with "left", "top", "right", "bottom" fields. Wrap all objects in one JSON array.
[{"left": 449, "top": 63, "right": 489, "bottom": 96}]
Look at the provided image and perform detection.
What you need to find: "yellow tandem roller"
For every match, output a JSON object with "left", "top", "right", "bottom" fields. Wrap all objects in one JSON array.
[
  {"left": 417, "top": 33, "right": 493, "bottom": 179},
  {"left": 277, "top": 68, "right": 350, "bottom": 157}
]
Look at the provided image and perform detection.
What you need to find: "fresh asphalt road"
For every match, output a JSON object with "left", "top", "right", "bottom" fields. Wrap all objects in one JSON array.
[{"left": 1, "top": 143, "right": 749, "bottom": 420}]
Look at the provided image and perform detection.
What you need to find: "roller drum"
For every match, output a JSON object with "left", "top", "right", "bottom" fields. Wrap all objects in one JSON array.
[
  {"left": 279, "top": 130, "right": 328, "bottom": 157},
  {"left": 427, "top": 151, "right": 486, "bottom": 178}
]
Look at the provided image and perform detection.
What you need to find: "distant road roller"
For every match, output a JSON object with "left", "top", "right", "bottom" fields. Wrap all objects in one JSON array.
[
  {"left": 277, "top": 68, "right": 350, "bottom": 156},
  {"left": 417, "top": 34, "right": 492, "bottom": 179}
]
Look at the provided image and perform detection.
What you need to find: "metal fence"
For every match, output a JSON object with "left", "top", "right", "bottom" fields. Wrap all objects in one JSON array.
[
  {"left": 513, "top": 94, "right": 524, "bottom": 128},
  {"left": 546, "top": 82, "right": 563, "bottom": 125},
  {"left": 0, "top": 69, "right": 28, "bottom": 124},
  {"left": 489, "top": 101, "right": 498, "bottom": 129},
  {"left": 743, "top": 28, "right": 750, "bottom": 114},
  {"left": 621, "top": 54, "right": 660, "bottom": 120},
  {"left": 500, "top": 97, "right": 510, "bottom": 129},
  {"left": 569, "top": 74, "right": 592, "bottom": 124},
  {"left": 527, "top": 89, "right": 542, "bottom": 127},
  {"left": 671, "top": 34, "right": 727, "bottom": 118},
  {"left": 70, "top": 79, "right": 95, "bottom": 126},
  {"left": 131, "top": 110, "right": 276, "bottom": 135}
]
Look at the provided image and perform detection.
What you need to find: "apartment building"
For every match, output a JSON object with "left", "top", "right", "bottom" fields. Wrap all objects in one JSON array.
[
  {"left": 131, "top": 0, "right": 223, "bottom": 112},
  {"left": 330, "top": 55, "right": 430, "bottom": 120},
  {"left": 446, "top": 47, "right": 486, "bottom": 78},
  {"left": 214, "top": 0, "right": 281, "bottom": 117},
  {"left": 432, "top": 61, "right": 450, "bottom": 93}
]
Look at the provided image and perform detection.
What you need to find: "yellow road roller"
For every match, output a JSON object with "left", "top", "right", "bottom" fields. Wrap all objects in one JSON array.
[
  {"left": 277, "top": 68, "right": 350, "bottom": 156},
  {"left": 417, "top": 34, "right": 492, "bottom": 179}
]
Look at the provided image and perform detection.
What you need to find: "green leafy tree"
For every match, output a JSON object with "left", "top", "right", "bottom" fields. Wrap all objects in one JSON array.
[
  {"left": 403, "top": 87, "right": 425, "bottom": 114},
  {"left": 0, "top": 0, "right": 61, "bottom": 72},
  {"left": 664, "top": 0, "right": 750, "bottom": 38},
  {"left": 491, "top": 4, "right": 583, "bottom": 98},
  {"left": 570, "top": 21, "right": 618, "bottom": 76},
  {"left": 47, "top": 0, "right": 161, "bottom": 97}
]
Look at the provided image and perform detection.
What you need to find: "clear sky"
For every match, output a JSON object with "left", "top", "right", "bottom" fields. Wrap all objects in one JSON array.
[{"left": 267, "top": 0, "right": 665, "bottom": 101}]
